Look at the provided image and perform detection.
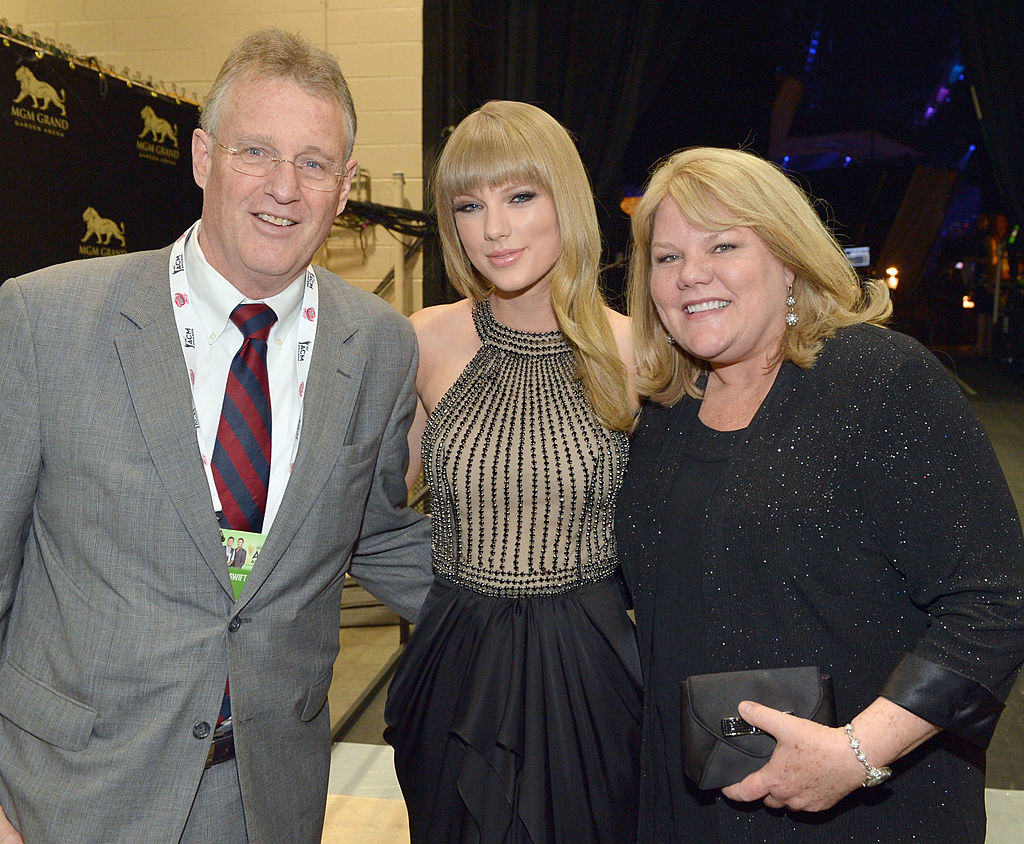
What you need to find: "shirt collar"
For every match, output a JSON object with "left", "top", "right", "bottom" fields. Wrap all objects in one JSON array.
[{"left": 184, "top": 222, "right": 306, "bottom": 344}]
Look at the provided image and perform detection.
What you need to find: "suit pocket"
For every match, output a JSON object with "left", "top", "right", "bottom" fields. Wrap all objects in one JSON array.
[
  {"left": 299, "top": 668, "right": 334, "bottom": 722},
  {"left": 0, "top": 660, "right": 97, "bottom": 750},
  {"left": 333, "top": 441, "right": 377, "bottom": 472}
]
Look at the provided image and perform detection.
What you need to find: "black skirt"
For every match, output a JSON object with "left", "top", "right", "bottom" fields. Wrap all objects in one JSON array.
[{"left": 385, "top": 574, "right": 642, "bottom": 843}]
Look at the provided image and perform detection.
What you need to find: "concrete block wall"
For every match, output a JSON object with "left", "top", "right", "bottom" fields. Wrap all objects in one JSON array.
[{"left": 5, "top": 0, "right": 423, "bottom": 311}]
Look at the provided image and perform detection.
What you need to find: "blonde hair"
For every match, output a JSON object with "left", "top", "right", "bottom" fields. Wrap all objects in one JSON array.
[
  {"left": 433, "top": 100, "right": 633, "bottom": 431},
  {"left": 627, "top": 147, "right": 891, "bottom": 405},
  {"left": 201, "top": 28, "right": 357, "bottom": 160}
]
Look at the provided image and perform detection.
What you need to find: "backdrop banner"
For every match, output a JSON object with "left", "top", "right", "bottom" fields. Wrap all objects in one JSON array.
[{"left": 1, "top": 37, "right": 202, "bottom": 281}]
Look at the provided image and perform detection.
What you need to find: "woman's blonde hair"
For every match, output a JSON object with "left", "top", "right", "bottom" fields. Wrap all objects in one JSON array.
[
  {"left": 627, "top": 146, "right": 891, "bottom": 405},
  {"left": 433, "top": 100, "right": 633, "bottom": 431}
]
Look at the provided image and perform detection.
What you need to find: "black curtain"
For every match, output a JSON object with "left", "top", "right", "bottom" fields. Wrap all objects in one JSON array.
[
  {"left": 422, "top": 0, "right": 709, "bottom": 305},
  {"left": 956, "top": 0, "right": 1024, "bottom": 221}
]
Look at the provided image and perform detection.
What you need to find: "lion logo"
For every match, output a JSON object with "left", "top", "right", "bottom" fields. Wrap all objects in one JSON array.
[
  {"left": 81, "top": 208, "right": 126, "bottom": 247},
  {"left": 13, "top": 66, "right": 66, "bottom": 115},
  {"left": 138, "top": 105, "right": 178, "bottom": 147}
]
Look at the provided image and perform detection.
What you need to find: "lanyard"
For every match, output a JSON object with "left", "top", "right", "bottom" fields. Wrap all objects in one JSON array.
[{"left": 168, "top": 222, "right": 318, "bottom": 513}]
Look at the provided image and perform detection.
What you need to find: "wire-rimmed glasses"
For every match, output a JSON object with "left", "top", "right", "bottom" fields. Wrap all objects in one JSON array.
[{"left": 214, "top": 139, "right": 346, "bottom": 191}]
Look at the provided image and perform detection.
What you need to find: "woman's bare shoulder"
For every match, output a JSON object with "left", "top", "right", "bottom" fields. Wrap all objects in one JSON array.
[
  {"left": 603, "top": 306, "right": 634, "bottom": 363},
  {"left": 411, "top": 299, "right": 474, "bottom": 334},
  {"left": 410, "top": 300, "right": 481, "bottom": 408}
]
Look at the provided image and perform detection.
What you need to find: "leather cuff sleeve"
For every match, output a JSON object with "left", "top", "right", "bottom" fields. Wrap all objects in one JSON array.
[{"left": 880, "top": 652, "right": 1005, "bottom": 749}]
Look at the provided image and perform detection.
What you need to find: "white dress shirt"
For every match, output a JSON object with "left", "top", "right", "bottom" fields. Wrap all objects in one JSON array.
[{"left": 183, "top": 232, "right": 305, "bottom": 532}]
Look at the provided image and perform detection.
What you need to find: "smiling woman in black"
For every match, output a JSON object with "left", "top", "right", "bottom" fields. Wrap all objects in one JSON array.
[{"left": 617, "top": 146, "right": 1024, "bottom": 843}]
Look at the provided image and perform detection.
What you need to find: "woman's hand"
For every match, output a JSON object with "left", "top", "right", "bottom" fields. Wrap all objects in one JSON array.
[
  {"left": 719, "top": 703, "right": 866, "bottom": 811},
  {"left": 720, "top": 697, "right": 939, "bottom": 812}
]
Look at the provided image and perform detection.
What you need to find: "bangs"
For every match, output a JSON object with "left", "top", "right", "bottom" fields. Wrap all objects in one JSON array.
[
  {"left": 663, "top": 176, "right": 751, "bottom": 233},
  {"left": 435, "top": 119, "right": 551, "bottom": 204}
]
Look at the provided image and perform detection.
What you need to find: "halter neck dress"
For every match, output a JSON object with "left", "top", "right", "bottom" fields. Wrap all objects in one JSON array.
[{"left": 385, "top": 299, "right": 642, "bottom": 842}]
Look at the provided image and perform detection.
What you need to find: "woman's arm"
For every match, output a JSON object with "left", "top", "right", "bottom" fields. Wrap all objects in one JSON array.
[
  {"left": 721, "top": 697, "right": 939, "bottom": 811},
  {"left": 724, "top": 335, "right": 1023, "bottom": 812},
  {"left": 404, "top": 394, "right": 428, "bottom": 491},
  {"left": 605, "top": 305, "right": 641, "bottom": 413},
  {"left": 403, "top": 300, "right": 480, "bottom": 491}
]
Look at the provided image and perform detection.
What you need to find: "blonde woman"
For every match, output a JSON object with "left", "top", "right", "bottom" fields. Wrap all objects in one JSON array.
[
  {"left": 385, "top": 101, "right": 641, "bottom": 842},
  {"left": 616, "top": 146, "right": 1024, "bottom": 842}
]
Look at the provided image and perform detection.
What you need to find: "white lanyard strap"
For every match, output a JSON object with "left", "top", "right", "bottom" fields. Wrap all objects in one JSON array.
[{"left": 168, "top": 222, "right": 318, "bottom": 512}]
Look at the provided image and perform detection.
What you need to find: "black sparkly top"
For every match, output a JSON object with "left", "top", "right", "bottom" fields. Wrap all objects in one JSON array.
[
  {"left": 616, "top": 323, "right": 1024, "bottom": 842},
  {"left": 423, "top": 299, "right": 628, "bottom": 596}
]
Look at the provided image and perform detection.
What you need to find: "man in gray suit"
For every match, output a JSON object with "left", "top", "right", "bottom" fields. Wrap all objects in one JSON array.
[{"left": 0, "top": 28, "right": 432, "bottom": 843}]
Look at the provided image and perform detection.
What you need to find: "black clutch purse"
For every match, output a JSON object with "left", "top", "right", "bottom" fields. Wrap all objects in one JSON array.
[{"left": 681, "top": 666, "right": 837, "bottom": 790}]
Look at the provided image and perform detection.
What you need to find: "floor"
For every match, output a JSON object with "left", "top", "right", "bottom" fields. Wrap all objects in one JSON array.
[
  {"left": 323, "top": 603, "right": 409, "bottom": 844},
  {"left": 320, "top": 349, "right": 1024, "bottom": 843}
]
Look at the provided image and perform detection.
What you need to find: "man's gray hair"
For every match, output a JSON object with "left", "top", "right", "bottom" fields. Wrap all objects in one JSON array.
[{"left": 200, "top": 28, "right": 357, "bottom": 160}]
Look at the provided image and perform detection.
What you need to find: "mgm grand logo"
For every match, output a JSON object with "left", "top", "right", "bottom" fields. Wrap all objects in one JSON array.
[
  {"left": 10, "top": 66, "right": 69, "bottom": 137},
  {"left": 137, "top": 105, "right": 180, "bottom": 164},
  {"left": 78, "top": 207, "right": 127, "bottom": 258}
]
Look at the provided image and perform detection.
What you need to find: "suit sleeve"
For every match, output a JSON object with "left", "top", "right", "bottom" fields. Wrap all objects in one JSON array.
[
  {"left": 0, "top": 279, "right": 42, "bottom": 649},
  {"left": 347, "top": 318, "right": 433, "bottom": 622},
  {"left": 861, "top": 345, "right": 1024, "bottom": 747}
]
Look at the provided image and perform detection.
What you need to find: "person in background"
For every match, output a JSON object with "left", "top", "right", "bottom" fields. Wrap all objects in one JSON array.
[
  {"left": 0, "top": 28, "right": 431, "bottom": 843},
  {"left": 616, "top": 146, "right": 1024, "bottom": 843},
  {"left": 978, "top": 211, "right": 1012, "bottom": 355},
  {"left": 385, "top": 100, "right": 642, "bottom": 842}
]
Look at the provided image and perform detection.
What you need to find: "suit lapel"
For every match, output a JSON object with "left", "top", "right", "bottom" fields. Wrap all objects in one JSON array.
[
  {"left": 234, "top": 279, "right": 366, "bottom": 604},
  {"left": 114, "top": 248, "right": 233, "bottom": 596}
]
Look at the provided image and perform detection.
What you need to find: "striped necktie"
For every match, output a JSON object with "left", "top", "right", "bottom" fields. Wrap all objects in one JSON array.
[
  {"left": 211, "top": 303, "right": 277, "bottom": 532},
  {"left": 210, "top": 303, "right": 276, "bottom": 733}
]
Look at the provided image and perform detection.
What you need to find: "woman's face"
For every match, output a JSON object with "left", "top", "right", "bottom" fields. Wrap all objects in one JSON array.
[
  {"left": 451, "top": 182, "right": 561, "bottom": 298},
  {"left": 649, "top": 197, "right": 794, "bottom": 374}
]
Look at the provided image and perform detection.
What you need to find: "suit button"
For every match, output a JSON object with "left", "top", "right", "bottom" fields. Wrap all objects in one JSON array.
[
  {"left": 228, "top": 617, "right": 241, "bottom": 633},
  {"left": 193, "top": 721, "right": 211, "bottom": 739}
]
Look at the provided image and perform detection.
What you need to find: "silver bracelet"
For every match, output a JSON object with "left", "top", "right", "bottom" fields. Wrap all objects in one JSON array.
[{"left": 844, "top": 723, "right": 892, "bottom": 787}]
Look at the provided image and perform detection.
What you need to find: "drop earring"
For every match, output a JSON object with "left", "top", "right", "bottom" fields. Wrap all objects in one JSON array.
[{"left": 785, "top": 288, "right": 798, "bottom": 327}]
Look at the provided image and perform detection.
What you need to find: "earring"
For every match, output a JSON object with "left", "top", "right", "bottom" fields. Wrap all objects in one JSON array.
[
  {"left": 666, "top": 334, "right": 676, "bottom": 345},
  {"left": 785, "top": 288, "right": 798, "bottom": 327}
]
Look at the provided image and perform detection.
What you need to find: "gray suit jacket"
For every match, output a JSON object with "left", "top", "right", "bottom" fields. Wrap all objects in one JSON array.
[{"left": 0, "top": 247, "right": 432, "bottom": 842}]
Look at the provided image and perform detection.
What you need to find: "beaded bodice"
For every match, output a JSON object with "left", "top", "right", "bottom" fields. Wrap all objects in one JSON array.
[{"left": 423, "top": 299, "right": 629, "bottom": 596}]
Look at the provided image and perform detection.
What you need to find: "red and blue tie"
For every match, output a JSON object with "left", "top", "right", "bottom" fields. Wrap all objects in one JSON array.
[
  {"left": 211, "top": 303, "right": 277, "bottom": 533},
  {"left": 210, "top": 303, "right": 276, "bottom": 730}
]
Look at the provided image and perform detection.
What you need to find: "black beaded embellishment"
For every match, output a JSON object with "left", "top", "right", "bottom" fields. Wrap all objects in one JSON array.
[{"left": 422, "top": 299, "right": 628, "bottom": 596}]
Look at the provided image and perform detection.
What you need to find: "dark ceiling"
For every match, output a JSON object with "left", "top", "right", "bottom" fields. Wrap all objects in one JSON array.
[
  {"left": 598, "top": 0, "right": 999, "bottom": 295},
  {"left": 622, "top": 0, "right": 979, "bottom": 185}
]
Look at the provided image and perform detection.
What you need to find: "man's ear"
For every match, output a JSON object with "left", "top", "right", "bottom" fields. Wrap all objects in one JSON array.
[
  {"left": 192, "top": 129, "right": 213, "bottom": 190},
  {"left": 335, "top": 158, "right": 359, "bottom": 216}
]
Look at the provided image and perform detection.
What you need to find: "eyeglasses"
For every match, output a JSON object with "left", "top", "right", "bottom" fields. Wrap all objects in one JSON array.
[{"left": 214, "top": 139, "right": 346, "bottom": 191}]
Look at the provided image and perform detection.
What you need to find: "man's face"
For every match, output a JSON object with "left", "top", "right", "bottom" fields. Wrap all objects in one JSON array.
[{"left": 191, "top": 76, "right": 357, "bottom": 299}]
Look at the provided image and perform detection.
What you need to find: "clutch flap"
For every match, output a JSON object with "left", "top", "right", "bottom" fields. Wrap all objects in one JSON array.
[{"left": 683, "top": 666, "right": 828, "bottom": 759}]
